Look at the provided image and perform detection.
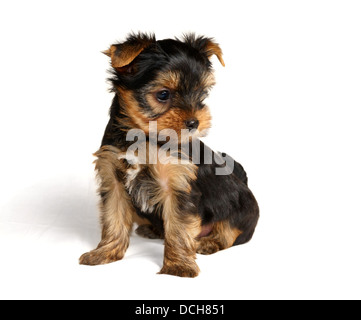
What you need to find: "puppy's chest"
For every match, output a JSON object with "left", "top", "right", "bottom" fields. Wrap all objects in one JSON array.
[
  {"left": 123, "top": 162, "right": 160, "bottom": 213},
  {"left": 120, "top": 159, "right": 197, "bottom": 214}
]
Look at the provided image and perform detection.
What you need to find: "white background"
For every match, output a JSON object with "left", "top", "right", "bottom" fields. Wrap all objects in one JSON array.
[{"left": 1, "top": 0, "right": 360, "bottom": 300}]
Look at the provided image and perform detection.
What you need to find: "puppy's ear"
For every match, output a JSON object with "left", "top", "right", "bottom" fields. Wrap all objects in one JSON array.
[
  {"left": 204, "top": 40, "right": 225, "bottom": 67},
  {"left": 103, "top": 33, "right": 156, "bottom": 70},
  {"left": 183, "top": 34, "right": 225, "bottom": 67}
]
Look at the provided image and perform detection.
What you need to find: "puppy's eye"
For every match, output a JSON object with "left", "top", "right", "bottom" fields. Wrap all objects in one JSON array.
[{"left": 156, "top": 89, "right": 171, "bottom": 102}]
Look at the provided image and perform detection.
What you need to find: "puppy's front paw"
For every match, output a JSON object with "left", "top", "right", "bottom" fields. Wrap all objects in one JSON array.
[
  {"left": 158, "top": 263, "right": 200, "bottom": 278},
  {"left": 79, "top": 247, "right": 124, "bottom": 266}
]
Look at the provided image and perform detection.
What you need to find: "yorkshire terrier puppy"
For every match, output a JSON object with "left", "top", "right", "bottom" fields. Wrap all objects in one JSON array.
[{"left": 79, "top": 33, "right": 259, "bottom": 277}]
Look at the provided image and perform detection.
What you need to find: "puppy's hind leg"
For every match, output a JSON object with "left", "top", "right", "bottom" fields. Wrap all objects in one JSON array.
[{"left": 196, "top": 220, "right": 242, "bottom": 255}]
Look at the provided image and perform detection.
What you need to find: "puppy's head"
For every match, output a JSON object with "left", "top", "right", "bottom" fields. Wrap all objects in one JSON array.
[{"left": 104, "top": 33, "right": 225, "bottom": 142}]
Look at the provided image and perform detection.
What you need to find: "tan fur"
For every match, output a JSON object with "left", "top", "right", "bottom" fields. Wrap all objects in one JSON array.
[
  {"left": 103, "top": 36, "right": 154, "bottom": 69},
  {"left": 153, "top": 159, "right": 197, "bottom": 194},
  {"left": 79, "top": 146, "right": 135, "bottom": 265},
  {"left": 117, "top": 88, "right": 151, "bottom": 133},
  {"left": 153, "top": 70, "right": 180, "bottom": 90},
  {"left": 196, "top": 220, "right": 242, "bottom": 255},
  {"left": 202, "top": 72, "right": 216, "bottom": 88},
  {"left": 126, "top": 145, "right": 201, "bottom": 277},
  {"left": 158, "top": 163, "right": 202, "bottom": 277},
  {"left": 132, "top": 212, "right": 149, "bottom": 226},
  {"left": 156, "top": 107, "right": 211, "bottom": 138},
  {"left": 103, "top": 44, "right": 145, "bottom": 68},
  {"left": 205, "top": 41, "right": 225, "bottom": 67},
  {"left": 194, "top": 106, "right": 212, "bottom": 134}
]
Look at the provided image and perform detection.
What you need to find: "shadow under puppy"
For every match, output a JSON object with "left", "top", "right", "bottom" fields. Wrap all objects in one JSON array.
[{"left": 79, "top": 33, "right": 259, "bottom": 277}]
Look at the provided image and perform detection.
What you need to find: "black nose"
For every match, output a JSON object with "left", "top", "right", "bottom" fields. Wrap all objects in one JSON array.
[{"left": 185, "top": 119, "right": 199, "bottom": 130}]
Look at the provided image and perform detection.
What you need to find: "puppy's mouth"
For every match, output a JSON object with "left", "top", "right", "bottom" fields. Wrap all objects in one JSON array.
[
  {"left": 157, "top": 127, "right": 209, "bottom": 144},
  {"left": 197, "top": 128, "right": 210, "bottom": 138},
  {"left": 182, "top": 127, "right": 210, "bottom": 140}
]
